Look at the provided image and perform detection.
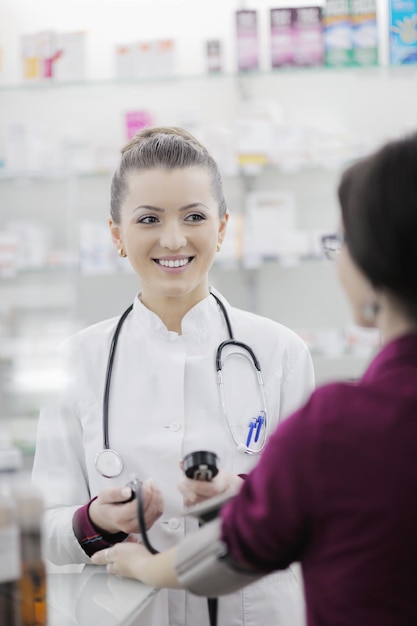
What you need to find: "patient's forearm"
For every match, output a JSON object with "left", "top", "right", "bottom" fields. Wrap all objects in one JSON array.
[
  {"left": 175, "top": 519, "right": 262, "bottom": 596},
  {"left": 135, "top": 519, "right": 263, "bottom": 595},
  {"left": 135, "top": 547, "right": 181, "bottom": 589}
]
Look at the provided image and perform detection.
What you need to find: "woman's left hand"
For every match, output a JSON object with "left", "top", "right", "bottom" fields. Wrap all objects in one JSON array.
[
  {"left": 178, "top": 468, "right": 243, "bottom": 507},
  {"left": 92, "top": 537, "right": 151, "bottom": 580},
  {"left": 92, "top": 537, "right": 180, "bottom": 588}
]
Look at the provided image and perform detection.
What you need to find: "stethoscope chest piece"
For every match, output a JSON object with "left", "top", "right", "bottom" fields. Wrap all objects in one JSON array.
[{"left": 95, "top": 448, "right": 123, "bottom": 478}]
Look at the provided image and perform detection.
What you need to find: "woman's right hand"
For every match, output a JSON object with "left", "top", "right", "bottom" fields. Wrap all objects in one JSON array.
[{"left": 88, "top": 478, "right": 164, "bottom": 535}]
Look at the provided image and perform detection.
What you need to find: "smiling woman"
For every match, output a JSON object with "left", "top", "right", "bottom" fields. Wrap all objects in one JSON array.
[
  {"left": 109, "top": 164, "right": 228, "bottom": 329},
  {"left": 31, "top": 126, "right": 315, "bottom": 626},
  {"left": 107, "top": 128, "right": 229, "bottom": 330}
]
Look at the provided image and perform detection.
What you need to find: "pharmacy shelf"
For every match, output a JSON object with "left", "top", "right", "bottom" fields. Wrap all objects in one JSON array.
[
  {"left": 0, "top": 59, "right": 411, "bottom": 437},
  {"left": 0, "top": 162, "right": 349, "bottom": 181},
  {"left": 1, "top": 64, "right": 417, "bottom": 92}
]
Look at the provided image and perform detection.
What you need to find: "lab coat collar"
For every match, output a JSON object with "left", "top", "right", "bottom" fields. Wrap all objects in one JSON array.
[{"left": 130, "top": 288, "right": 230, "bottom": 342}]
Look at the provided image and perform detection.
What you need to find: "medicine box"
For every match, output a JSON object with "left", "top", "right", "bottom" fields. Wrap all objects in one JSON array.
[
  {"left": 293, "top": 6, "right": 324, "bottom": 66},
  {"left": 323, "top": 0, "right": 354, "bottom": 66},
  {"left": 350, "top": 0, "right": 378, "bottom": 66},
  {"left": 206, "top": 40, "right": 222, "bottom": 73},
  {"left": 20, "top": 34, "right": 39, "bottom": 81},
  {"left": 389, "top": 0, "right": 417, "bottom": 65},
  {"left": 236, "top": 10, "right": 259, "bottom": 71},
  {"left": 115, "top": 43, "right": 134, "bottom": 79},
  {"left": 54, "top": 31, "right": 86, "bottom": 82},
  {"left": 270, "top": 8, "right": 295, "bottom": 67}
]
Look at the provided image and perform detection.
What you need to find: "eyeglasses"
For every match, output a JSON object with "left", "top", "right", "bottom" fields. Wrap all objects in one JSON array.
[{"left": 321, "top": 233, "right": 345, "bottom": 261}]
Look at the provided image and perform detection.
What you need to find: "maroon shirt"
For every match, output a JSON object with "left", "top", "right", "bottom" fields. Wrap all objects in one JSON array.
[{"left": 221, "top": 333, "right": 417, "bottom": 626}]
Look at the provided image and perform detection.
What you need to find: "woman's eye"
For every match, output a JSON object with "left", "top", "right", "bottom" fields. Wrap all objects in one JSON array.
[
  {"left": 185, "top": 213, "right": 205, "bottom": 223},
  {"left": 138, "top": 215, "right": 159, "bottom": 224}
]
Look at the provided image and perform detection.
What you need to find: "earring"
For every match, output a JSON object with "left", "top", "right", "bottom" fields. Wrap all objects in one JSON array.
[
  {"left": 362, "top": 300, "right": 380, "bottom": 323},
  {"left": 216, "top": 242, "right": 221, "bottom": 252},
  {"left": 118, "top": 247, "right": 127, "bottom": 258}
]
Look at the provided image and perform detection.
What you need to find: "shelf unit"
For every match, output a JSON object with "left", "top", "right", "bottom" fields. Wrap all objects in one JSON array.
[{"left": 1, "top": 64, "right": 409, "bottom": 456}]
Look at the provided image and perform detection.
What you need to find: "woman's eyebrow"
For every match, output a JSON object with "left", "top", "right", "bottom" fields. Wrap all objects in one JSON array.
[{"left": 133, "top": 203, "right": 209, "bottom": 212}]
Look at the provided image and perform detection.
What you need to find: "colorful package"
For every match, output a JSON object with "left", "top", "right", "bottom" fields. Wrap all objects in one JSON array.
[
  {"left": 389, "top": 0, "right": 417, "bottom": 65},
  {"left": 236, "top": 10, "right": 259, "bottom": 71},
  {"left": 270, "top": 8, "right": 295, "bottom": 67},
  {"left": 350, "top": 0, "right": 378, "bottom": 66},
  {"left": 323, "top": 0, "right": 354, "bottom": 66},
  {"left": 293, "top": 6, "right": 324, "bottom": 66}
]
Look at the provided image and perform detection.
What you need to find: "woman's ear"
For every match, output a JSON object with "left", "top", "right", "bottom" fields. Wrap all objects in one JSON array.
[
  {"left": 218, "top": 212, "right": 229, "bottom": 244},
  {"left": 108, "top": 217, "right": 121, "bottom": 247}
]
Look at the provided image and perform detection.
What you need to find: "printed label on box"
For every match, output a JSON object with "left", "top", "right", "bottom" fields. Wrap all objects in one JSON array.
[
  {"left": 206, "top": 40, "right": 222, "bottom": 73},
  {"left": 115, "top": 44, "right": 134, "bottom": 79},
  {"left": 350, "top": 0, "right": 379, "bottom": 66},
  {"left": 54, "top": 31, "right": 86, "bottom": 82},
  {"left": 236, "top": 10, "right": 259, "bottom": 71},
  {"left": 270, "top": 8, "right": 295, "bottom": 67},
  {"left": 293, "top": 6, "right": 324, "bottom": 66},
  {"left": 20, "top": 34, "right": 40, "bottom": 81},
  {"left": 323, "top": 0, "right": 354, "bottom": 66},
  {"left": 389, "top": 0, "right": 417, "bottom": 65}
]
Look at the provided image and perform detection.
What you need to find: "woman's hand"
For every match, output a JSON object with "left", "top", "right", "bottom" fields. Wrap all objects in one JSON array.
[
  {"left": 89, "top": 478, "right": 164, "bottom": 535},
  {"left": 92, "top": 537, "right": 180, "bottom": 588},
  {"left": 178, "top": 468, "right": 243, "bottom": 507},
  {"left": 92, "top": 537, "right": 153, "bottom": 579}
]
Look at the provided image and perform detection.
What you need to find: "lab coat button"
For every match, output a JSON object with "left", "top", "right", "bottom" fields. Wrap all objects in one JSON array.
[
  {"left": 168, "top": 517, "right": 180, "bottom": 530},
  {"left": 169, "top": 422, "right": 181, "bottom": 432}
]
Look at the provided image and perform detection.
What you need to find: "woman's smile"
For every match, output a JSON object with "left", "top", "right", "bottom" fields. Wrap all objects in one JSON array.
[{"left": 154, "top": 256, "right": 194, "bottom": 271}]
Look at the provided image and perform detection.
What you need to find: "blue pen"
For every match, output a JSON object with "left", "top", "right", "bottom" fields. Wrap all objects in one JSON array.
[
  {"left": 246, "top": 418, "right": 257, "bottom": 447},
  {"left": 254, "top": 413, "right": 265, "bottom": 443}
]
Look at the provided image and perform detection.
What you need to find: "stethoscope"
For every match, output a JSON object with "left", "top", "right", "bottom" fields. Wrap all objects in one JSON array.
[{"left": 95, "top": 291, "right": 269, "bottom": 478}]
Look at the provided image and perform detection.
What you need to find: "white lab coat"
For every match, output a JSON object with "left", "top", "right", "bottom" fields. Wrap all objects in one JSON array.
[{"left": 32, "top": 290, "right": 315, "bottom": 626}]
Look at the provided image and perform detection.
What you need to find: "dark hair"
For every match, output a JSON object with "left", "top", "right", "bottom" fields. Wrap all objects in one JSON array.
[
  {"left": 110, "top": 126, "right": 227, "bottom": 222},
  {"left": 338, "top": 131, "right": 417, "bottom": 321}
]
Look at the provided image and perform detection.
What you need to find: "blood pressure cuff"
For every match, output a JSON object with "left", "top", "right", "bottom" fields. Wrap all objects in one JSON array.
[{"left": 175, "top": 518, "right": 263, "bottom": 597}]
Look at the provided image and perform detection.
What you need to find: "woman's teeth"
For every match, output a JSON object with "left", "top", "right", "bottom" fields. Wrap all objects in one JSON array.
[{"left": 158, "top": 258, "right": 190, "bottom": 268}]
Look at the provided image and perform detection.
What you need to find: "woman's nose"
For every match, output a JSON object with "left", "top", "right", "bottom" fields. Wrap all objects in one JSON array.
[{"left": 159, "top": 224, "right": 187, "bottom": 250}]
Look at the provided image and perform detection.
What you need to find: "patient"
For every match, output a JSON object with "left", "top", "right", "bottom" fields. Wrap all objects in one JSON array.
[{"left": 93, "top": 131, "right": 417, "bottom": 626}]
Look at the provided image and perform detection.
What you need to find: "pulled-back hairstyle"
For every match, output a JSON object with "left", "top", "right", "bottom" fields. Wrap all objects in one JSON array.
[
  {"left": 110, "top": 126, "right": 227, "bottom": 222},
  {"left": 338, "top": 131, "right": 417, "bottom": 321}
]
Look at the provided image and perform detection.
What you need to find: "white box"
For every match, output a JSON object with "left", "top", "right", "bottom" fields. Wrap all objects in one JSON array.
[{"left": 54, "top": 31, "right": 86, "bottom": 82}]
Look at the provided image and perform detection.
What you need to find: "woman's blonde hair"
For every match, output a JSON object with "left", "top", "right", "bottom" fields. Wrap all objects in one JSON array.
[{"left": 110, "top": 126, "right": 227, "bottom": 222}]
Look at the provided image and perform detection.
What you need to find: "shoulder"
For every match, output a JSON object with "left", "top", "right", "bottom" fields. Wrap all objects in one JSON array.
[
  {"left": 285, "top": 380, "right": 367, "bottom": 438},
  {"left": 60, "top": 316, "right": 120, "bottom": 361},
  {"left": 304, "top": 381, "right": 355, "bottom": 415}
]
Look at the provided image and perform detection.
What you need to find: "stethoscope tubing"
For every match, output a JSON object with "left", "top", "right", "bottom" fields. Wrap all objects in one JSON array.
[
  {"left": 102, "top": 303, "right": 133, "bottom": 450},
  {"left": 96, "top": 292, "right": 269, "bottom": 477}
]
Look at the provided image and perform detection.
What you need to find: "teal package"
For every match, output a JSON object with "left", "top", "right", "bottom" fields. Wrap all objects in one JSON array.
[
  {"left": 389, "top": 0, "right": 417, "bottom": 65},
  {"left": 323, "top": 0, "right": 355, "bottom": 66},
  {"left": 350, "top": 0, "right": 379, "bottom": 66}
]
